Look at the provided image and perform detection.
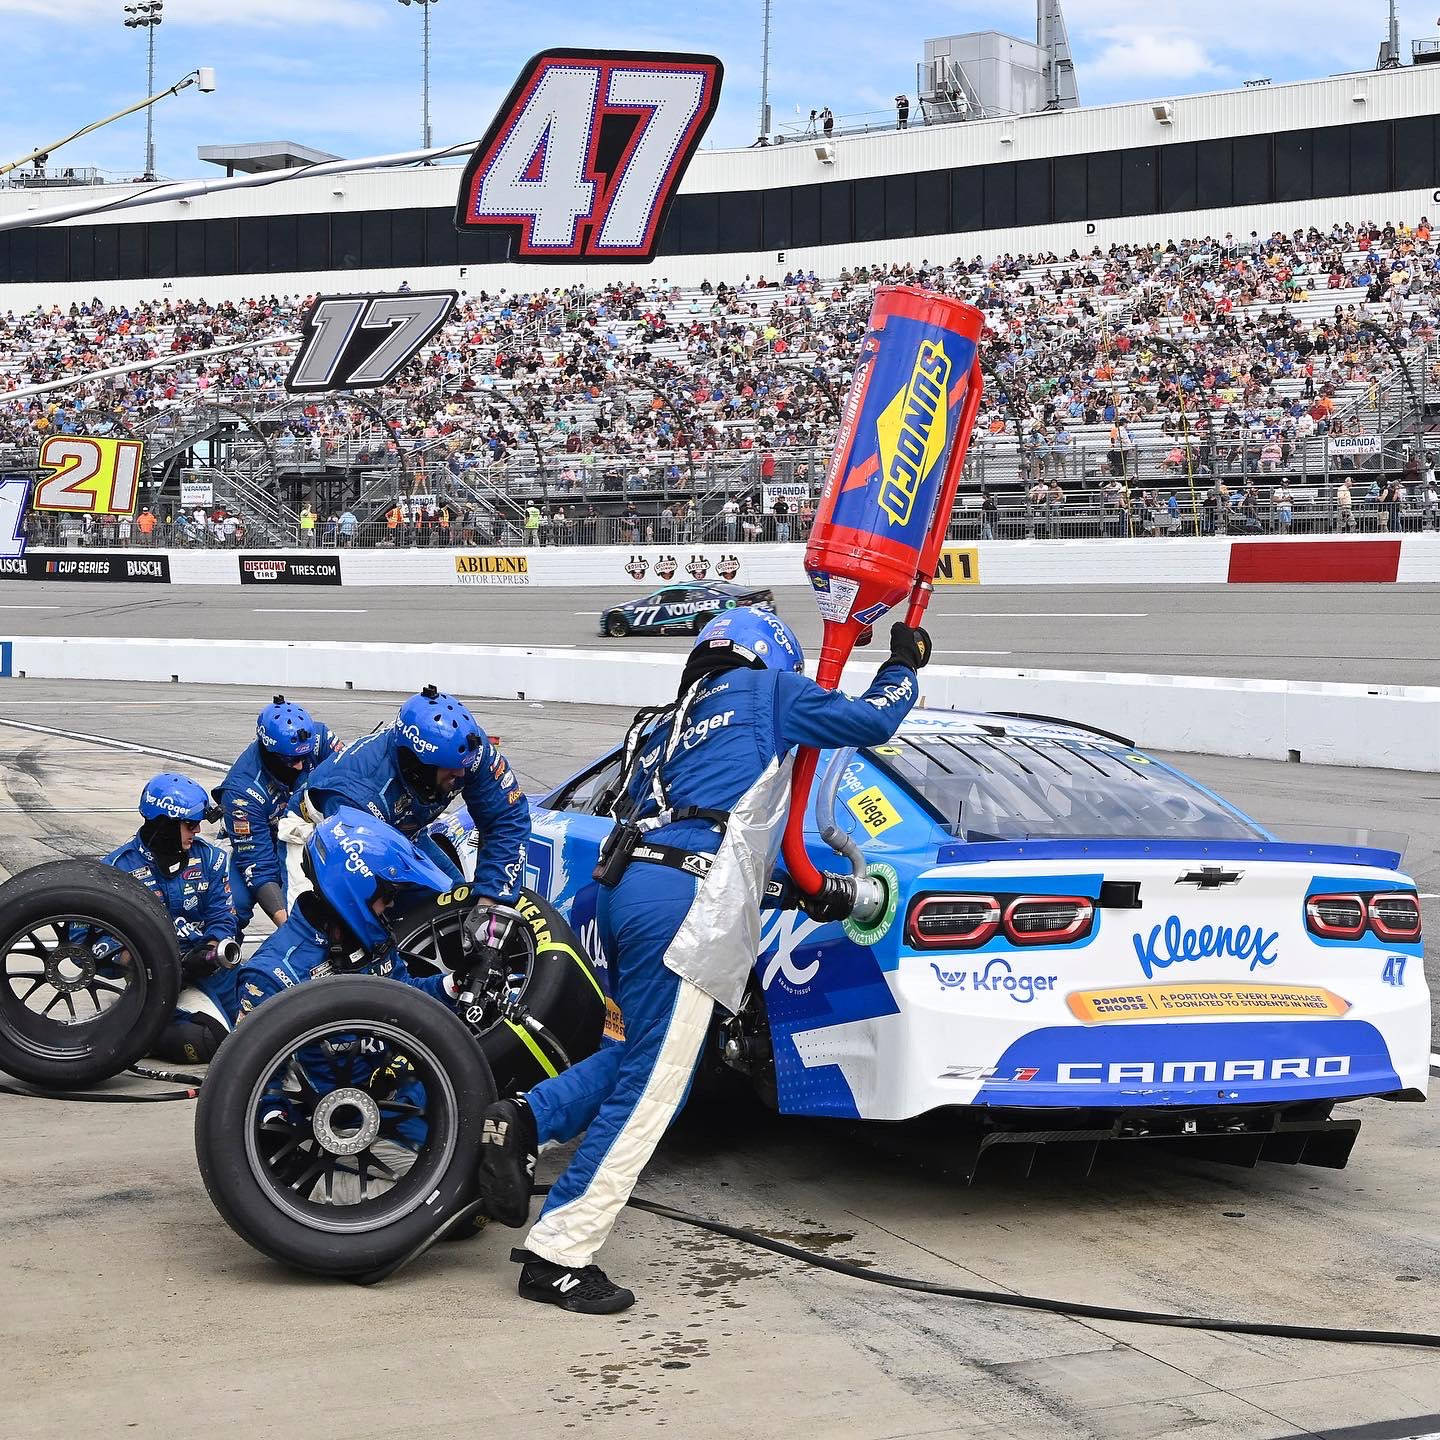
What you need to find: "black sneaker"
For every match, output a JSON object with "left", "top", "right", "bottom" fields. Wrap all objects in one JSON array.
[
  {"left": 512, "top": 1248, "right": 636, "bottom": 1314},
  {"left": 475, "top": 1098, "right": 537, "bottom": 1228}
]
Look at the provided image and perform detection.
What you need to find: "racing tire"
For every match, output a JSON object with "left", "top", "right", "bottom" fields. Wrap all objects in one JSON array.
[
  {"left": 391, "top": 886, "right": 606, "bottom": 1094},
  {"left": 195, "top": 976, "right": 496, "bottom": 1278},
  {"left": 0, "top": 859, "right": 181, "bottom": 1088},
  {"left": 604, "top": 612, "right": 631, "bottom": 638}
]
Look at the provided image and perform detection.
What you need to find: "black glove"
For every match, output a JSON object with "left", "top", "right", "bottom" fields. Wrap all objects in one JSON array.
[
  {"left": 888, "top": 623, "right": 932, "bottom": 671},
  {"left": 799, "top": 873, "right": 857, "bottom": 924},
  {"left": 179, "top": 943, "right": 218, "bottom": 984}
]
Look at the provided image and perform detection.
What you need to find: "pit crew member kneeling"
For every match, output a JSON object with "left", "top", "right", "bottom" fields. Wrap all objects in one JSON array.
[
  {"left": 216, "top": 695, "right": 343, "bottom": 933},
  {"left": 99, "top": 774, "right": 241, "bottom": 1065},
  {"left": 168, "top": 809, "right": 466, "bottom": 1084},
  {"left": 282, "top": 686, "right": 527, "bottom": 905},
  {"left": 476, "top": 611, "right": 928, "bottom": 1313}
]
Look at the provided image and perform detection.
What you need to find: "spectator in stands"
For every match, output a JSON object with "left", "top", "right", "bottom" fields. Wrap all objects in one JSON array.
[
  {"left": 1335, "top": 477, "right": 1354, "bottom": 533},
  {"left": 721, "top": 495, "right": 739, "bottom": 541},
  {"left": 1272, "top": 483, "right": 1294, "bottom": 534},
  {"left": 1382, "top": 477, "right": 1402, "bottom": 531},
  {"left": 773, "top": 496, "right": 790, "bottom": 543},
  {"left": 980, "top": 489, "right": 997, "bottom": 541}
]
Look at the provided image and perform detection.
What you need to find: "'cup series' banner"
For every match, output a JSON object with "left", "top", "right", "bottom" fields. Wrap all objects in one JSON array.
[
  {"left": 239, "top": 555, "right": 342, "bottom": 586},
  {"left": 0, "top": 551, "right": 170, "bottom": 582}
]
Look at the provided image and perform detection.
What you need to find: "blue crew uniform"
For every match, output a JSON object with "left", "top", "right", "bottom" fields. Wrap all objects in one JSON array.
[
  {"left": 292, "top": 728, "right": 529, "bottom": 897},
  {"left": 100, "top": 833, "right": 238, "bottom": 951},
  {"left": 521, "top": 657, "right": 919, "bottom": 1270},
  {"left": 219, "top": 723, "right": 343, "bottom": 931}
]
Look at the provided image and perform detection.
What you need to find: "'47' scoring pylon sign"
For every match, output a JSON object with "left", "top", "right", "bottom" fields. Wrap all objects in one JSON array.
[{"left": 455, "top": 49, "right": 723, "bottom": 263}]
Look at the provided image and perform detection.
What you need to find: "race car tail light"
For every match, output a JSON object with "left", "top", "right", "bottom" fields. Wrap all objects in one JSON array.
[
  {"left": 908, "top": 895, "right": 1000, "bottom": 949},
  {"left": 1305, "top": 894, "right": 1366, "bottom": 939},
  {"left": 1368, "top": 892, "right": 1422, "bottom": 941},
  {"left": 1002, "top": 896, "right": 1095, "bottom": 945}
]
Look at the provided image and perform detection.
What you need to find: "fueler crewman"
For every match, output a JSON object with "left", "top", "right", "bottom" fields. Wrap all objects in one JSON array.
[{"left": 476, "top": 610, "right": 930, "bottom": 1313}]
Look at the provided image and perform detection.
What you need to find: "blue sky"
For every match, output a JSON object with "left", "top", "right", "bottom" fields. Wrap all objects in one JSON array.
[{"left": 0, "top": 0, "right": 1432, "bottom": 180}]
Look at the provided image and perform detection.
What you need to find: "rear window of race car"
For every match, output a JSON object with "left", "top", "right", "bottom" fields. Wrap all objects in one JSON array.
[{"left": 869, "top": 734, "right": 1266, "bottom": 844}]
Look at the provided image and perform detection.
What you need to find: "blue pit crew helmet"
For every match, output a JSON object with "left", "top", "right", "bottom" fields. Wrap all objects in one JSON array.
[
  {"left": 139, "top": 773, "right": 211, "bottom": 823},
  {"left": 256, "top": 694, "right": 316, "bottom": 760},
  {"left": 302, "top": 806, "right": 452, "bottom": 954},
  {"left": 394, "top": 685, "right": 483, "bottom": 800},
  {"left": 138, "top": 773, "right": 214, "bottom": 874},
  {"left": 695, "top": 608, "right": 804, "bottom": 673}
]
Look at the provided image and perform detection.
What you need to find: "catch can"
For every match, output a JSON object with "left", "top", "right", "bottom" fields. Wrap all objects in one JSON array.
[{"left": 804, "top": 286, "right": 985, "bottom": 684}]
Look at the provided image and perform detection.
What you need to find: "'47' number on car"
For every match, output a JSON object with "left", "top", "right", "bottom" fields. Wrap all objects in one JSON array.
[
  {"left": 0, "top": 476, "right": 29, "bottom": 557},
  {"left": 456, "top": 49, "right": 722, "bottom": 261},
  {"left": 286, "top": 291, "right": 458, "bottom": 393},
  {"left": 33, "top": 436, "right": 143, "bottom": 516}
]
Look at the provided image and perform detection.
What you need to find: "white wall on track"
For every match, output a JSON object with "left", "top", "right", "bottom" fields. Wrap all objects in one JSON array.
[{"left": 5, "top": 636, "right": 1437, "bottom": 772}]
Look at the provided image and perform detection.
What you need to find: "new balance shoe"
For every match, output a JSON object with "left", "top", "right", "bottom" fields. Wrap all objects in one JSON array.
[
  {"left": 512, "top": 1248, "right": 636, "bottom": 1314},
  {"left": 475, "top": 1098, "right": 537, "bottom": 1228}
]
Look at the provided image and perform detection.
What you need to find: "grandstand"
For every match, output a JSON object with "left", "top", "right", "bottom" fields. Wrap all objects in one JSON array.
[{"left": 4, "top": 60, "right": 1440, "bottom": 544}]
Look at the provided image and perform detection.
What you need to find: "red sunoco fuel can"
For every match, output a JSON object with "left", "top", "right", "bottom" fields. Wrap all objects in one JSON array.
[{"left": 804, "top": 286, "right": 985, "bottom": 675}]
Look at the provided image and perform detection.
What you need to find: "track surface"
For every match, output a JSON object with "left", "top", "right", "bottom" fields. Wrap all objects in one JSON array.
[
  {"left": 4, "top": 580, "right": 1440, "bottom": 685},
  {"left": 2, "top": 680, "right": 1438, "bottom": 1440}
]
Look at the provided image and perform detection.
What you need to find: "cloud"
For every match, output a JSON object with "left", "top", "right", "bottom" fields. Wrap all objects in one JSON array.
[{"left": 1084, "top": 31, "right": 1219, "bottom": 85}]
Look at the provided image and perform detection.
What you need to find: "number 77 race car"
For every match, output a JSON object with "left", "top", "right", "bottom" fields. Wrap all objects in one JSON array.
[{"left": 435, "top": 708, "right": 1430, "bottom": 1177}]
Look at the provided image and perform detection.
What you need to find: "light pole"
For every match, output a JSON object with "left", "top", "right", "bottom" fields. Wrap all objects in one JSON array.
[
  {"left": 397, "top": 0, "right": 439, "bottom": 153},
  {"left": 758, "top": 0, "right": 773, "bottom": 141},
  {"left": 123, "top": 1, "right": 164, "bottom": 181}
]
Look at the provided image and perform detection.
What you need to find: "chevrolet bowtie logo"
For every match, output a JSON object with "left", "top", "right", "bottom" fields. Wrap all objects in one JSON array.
[{"left": 1175, "top": 866, "right": 1244, "bottom": 889}]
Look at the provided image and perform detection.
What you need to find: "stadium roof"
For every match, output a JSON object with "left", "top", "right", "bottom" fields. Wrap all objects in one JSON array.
[{"left": 196, "top": 141, "right": 341, "bottom": 175}]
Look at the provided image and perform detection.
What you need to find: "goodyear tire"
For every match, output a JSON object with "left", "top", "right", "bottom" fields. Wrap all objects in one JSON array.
[
  {"left": 392, "top": 886, "right": 606, "bottom": 1094},
  {"left": 195, "top": 976, "right": 495, "bottom": 1278},
  {"left": 604, "top": 612, "right": 630, "bottom": 638},
  {"left": 0, "top": 859, "right": 181, "bottom": 1088}
]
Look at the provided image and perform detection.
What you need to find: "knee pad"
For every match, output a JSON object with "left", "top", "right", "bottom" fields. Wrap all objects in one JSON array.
[{"left": 155, "top": 1013, "right": 229, "bottom": 1064}]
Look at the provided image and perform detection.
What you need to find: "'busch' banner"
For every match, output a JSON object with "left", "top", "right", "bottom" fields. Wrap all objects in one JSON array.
[{"left": 0, "top": 551, "right": 170, "bottom": 582}]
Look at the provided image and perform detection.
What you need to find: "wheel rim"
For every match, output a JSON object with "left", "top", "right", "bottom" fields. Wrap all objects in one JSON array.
[
  {"left": 0, "top": 913, "right": 149, "bottom": 1063},
  {"left": 241, "top": 1018, "right": 461, "bottom": 1234},
  {"left": 395, "top": 907, "right": 537, "bottom": 1031},
  {"left": 606, "top": 614, "right": 627, "bottom": 636}
]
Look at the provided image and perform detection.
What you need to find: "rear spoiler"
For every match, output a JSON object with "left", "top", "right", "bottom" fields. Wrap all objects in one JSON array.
[{"left": 934, "top": 836, "right": 1405, "bottom": 871}]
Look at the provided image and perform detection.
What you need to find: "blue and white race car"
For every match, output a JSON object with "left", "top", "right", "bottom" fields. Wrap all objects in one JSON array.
[
  {"left": 434, "top": 709, "right": 1429, "bottom": 1173},
  {"left": 600, "top": 581, "right": 774, "bottom": 638}
]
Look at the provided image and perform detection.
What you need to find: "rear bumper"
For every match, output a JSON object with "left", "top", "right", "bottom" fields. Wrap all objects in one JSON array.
[{"left": 932, "top": 1103, "right": 1368, "bottom": 1182}]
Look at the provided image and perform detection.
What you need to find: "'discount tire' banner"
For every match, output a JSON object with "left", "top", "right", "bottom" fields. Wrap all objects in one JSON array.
[{"left": 239, "top": 555, "right": 342, "bottom": 586}]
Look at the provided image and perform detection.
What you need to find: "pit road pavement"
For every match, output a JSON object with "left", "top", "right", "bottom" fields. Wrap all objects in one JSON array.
[{"left": 1, "top": 681, "right": 1437, "bottom": 1440}]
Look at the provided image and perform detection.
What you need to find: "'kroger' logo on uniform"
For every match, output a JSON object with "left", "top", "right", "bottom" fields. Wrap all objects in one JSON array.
[
  {"left": 1132, "top": 915, "right": 1279, "bottom": 980},
  {"left": 396, "top": 722, "right": 440, "bottom": 756}
]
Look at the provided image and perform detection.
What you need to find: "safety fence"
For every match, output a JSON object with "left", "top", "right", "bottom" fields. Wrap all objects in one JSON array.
[{"left": 22, "top": 479, "right": 1440, "bottom": 552}]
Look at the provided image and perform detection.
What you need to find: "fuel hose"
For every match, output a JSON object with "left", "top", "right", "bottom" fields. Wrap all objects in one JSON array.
[{"left": 351, "top": 1187, "right": 1440, "bottom": 1350}]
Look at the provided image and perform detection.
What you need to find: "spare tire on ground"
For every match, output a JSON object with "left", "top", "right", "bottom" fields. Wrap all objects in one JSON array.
[
  {"left": 195, "top": 975, "right": 496, "bottom": 1277},
  {"left": 0, "top": 859, "right": 181, "bottom": 1088}
]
